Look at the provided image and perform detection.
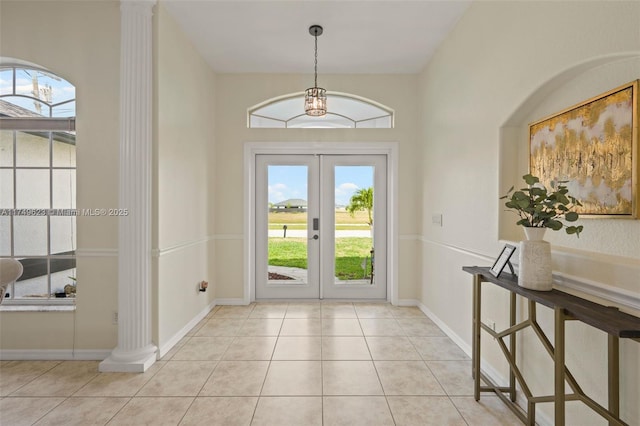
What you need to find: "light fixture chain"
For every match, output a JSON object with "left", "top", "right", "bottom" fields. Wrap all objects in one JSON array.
[
  {"left": 314, "top": 34, "right": 318, "bottom": 88},
  {"left": 305, "top": 25, "right": 326, "bottom": 117}
]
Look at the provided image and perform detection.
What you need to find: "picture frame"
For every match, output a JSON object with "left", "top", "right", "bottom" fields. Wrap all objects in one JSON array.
[
  {"left": 490, "top": 244, "right": 516, "bottom": 278},
  {"left": 529, "top": 80, "right": 639, "bottom": 218}
]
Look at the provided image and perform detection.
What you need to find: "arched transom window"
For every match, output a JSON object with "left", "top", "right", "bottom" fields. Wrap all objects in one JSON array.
[{"left": 249, "top": 92, "right": 394, "bottom": 129}]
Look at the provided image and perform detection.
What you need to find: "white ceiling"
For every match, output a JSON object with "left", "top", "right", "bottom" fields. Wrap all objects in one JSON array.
[{"left": 162, "top": 0, "right": 471, "bottom": 74}]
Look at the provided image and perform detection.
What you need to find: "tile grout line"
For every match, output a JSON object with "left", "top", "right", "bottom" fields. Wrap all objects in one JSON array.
[
  {"left": 4, "top": 303, "right": 515, "bottom": 425},
  {"left": 405, "top": 327, "right": 473, "bottom": 424},
  {"left": 363, "top": 312, "right": 400, "bottom": 426},
  {"left": 3, "top": 360, "right": 63, "bottom": 398}
]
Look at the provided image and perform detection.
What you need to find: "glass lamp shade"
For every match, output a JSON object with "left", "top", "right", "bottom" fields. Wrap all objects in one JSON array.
[{"left": 304, "top": 87, "right": 327, "bottom": 116}]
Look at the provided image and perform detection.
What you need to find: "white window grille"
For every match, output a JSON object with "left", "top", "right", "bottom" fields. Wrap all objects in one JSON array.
[
  {"left": 0, "top": 66, "right": 76, "bottom": 304},
  {"left": 248, "top": 92, "right": 394, "bottom": 129}
]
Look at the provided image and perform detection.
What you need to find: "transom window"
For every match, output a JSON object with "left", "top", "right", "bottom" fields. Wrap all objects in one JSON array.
[
  {"left": 0, "top": 65, "right": 76, "bottom": 304},
  {"left": 249, "top": 92, "right": 394, "bottom": 129}
]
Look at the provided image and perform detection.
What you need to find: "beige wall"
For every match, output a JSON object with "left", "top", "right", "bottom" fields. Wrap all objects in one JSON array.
[
  {"left": 0, "top": 0, "right": 120, "bottom": 352},
  {"left": 213, "top": 73, "right": 421, "bottom": 300},
  {"left": 418, "top": 1, "right": 640, "bottom": 424},
  {"left": 2, "top": 6, "right": 638, "bottom": 421},
  {"left": 0, "top": 1, "right": 218, "bottom": 356},
  {"left": 153, "top": 5, "right": 216, "bottom": 350}
]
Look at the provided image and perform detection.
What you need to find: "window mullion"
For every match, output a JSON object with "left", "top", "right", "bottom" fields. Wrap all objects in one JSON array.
[
  {"left": 48, "top": 131, "right": 53, "bottom": 298},
  {"left": 10, "top": 130, "right": 16, "bottom": 299}
]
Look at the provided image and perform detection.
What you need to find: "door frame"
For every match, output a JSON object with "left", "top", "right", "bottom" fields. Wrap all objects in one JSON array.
[{"left": 244, "top": 141, "right": 399, "bottom": 304}]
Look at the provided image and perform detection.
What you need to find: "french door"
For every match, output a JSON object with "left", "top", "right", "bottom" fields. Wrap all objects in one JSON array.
[{"left": 255, "top": 154, "right": 387, "bottom": 299}]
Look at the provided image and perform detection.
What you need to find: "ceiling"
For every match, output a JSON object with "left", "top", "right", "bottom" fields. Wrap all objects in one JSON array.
[{"left": 162, "top": 0, "right": 471, "bottom": 74}]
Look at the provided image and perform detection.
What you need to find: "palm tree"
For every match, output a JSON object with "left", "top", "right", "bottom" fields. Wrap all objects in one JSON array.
[{"left": 346, "top": 187, "right": 373, "bottom": 226}]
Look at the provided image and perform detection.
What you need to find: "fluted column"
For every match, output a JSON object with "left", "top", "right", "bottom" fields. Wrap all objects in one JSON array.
[{"left": 99, "top": 0, "right": 157, "bottom": 373}]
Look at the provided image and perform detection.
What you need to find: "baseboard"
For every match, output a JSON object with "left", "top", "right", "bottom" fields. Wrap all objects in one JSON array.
[
  {"left": 215, "top": 298, "right": 248, "bottom": 306},
  {"left": 0, "top": 349, "right": 111, "bottom": 361},
  {"left": 396, "top": 298, "right": 420, "bottom": 307},
  {"left": 157, "top": 298, "right": 217, "bottom": 358},
  {"left": 414, "top": 301, "right": 548, "bottom": 421},
  {"left": 2, "top": 298, "right": 222, "bottom": 362},
  {"left": 415, "top": 301, "right": 473, "bottom": 357}
]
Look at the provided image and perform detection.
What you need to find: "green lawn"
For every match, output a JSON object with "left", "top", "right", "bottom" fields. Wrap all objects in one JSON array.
[
  {"left": 268, "top": 237, "right": 373, "bottom": 280},
  {"left": 268, "top": 210, "right": 371, "bottom": 231}
]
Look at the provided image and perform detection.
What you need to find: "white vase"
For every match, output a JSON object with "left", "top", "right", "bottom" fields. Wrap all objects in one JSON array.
[{"left": 518, "top": 227, "right": 553, "bottom": 291}]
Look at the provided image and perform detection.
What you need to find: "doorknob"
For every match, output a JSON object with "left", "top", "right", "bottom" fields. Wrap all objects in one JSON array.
[{"left": 310, "top": 235, "right": 319, "bottom": 240}]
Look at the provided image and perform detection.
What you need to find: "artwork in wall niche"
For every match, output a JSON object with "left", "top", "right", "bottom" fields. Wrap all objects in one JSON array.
[{"left": 529, "top": 80, "right": 639, "bottom": 218}]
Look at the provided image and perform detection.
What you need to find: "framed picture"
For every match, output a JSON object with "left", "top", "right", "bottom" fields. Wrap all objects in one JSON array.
[
  {"left": 490, "top": 244, "right": 516, "bottom": 278},
  {"left": 529, "top": 80, "right": 639, "bottom": 218}
]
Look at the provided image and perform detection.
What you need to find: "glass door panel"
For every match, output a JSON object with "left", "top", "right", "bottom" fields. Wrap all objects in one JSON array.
[
  {"left": 255, "top": 154, "right": 386, "bottom": 300},
  {"left": 333, "top": 166, "right": 374, "bottom": 283},
  {"left": 255, "top": 155, "right": 319, "bottom": 299},
  {"left": 268, "top": 165, "right": 308, "bottom": 284},
  {"left": 321, "top": 155, "right": 386, "bottom": 299}
]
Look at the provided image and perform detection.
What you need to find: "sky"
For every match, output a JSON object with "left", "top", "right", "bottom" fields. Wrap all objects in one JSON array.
[
  {"left": 0, "top": 67, "right": 76, "bottom": 117},
  {"left": 268, "top": 165, "right": 373, "bottom": 206}
]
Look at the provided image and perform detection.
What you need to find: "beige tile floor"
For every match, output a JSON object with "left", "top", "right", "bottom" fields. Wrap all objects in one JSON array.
[{"left": 0, "top": 302, "right": 522, "bottom": 425}]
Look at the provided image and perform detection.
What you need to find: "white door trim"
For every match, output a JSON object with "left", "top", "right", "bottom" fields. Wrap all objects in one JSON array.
[{"left": 244, "top": 141, "right": 399, "bottom": 304}]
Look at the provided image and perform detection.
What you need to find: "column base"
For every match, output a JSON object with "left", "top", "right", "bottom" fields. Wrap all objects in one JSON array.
[{"left": 99, "top": 343, "right": 157, "bottom": 373}]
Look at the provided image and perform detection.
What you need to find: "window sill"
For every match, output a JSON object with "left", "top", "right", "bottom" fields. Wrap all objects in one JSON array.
[{"left": 0, "top": 305, "right": 76, "bottom": 312}]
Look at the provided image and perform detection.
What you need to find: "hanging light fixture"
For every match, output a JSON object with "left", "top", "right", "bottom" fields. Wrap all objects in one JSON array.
[{"left": 305, "top": 25, "right": 327, "bottom": 117}]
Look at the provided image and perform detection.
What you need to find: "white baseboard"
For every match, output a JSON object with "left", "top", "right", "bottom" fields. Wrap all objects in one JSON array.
[
  {"left": 416, "top": 301, "right": 472, "bottom": 357},
  {"left": 396, "top": 298, "right": 420, "bottom": 307},
  {"left": 0, "top": 349, "right": 111, "bottom": 361},
  {"left": 215, "top": 298, "right": 248, "bottom": 306},
  {"left": 412, "top": 301, "right": 551, "bottom": 423},
  {"left": 1, "top": 298, "right": 220, "bottom": 362},
  {"left": 157, "top": 298, "right": 217, "bottom": 358}
]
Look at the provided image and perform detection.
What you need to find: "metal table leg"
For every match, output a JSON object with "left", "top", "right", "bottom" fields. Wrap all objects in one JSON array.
[
  {"left": 473, "top": 274, "right": 482, "bottom": 401},
  {"left": 608, "top": 334, "right": 620, "bottom": 425},
  {"left": 510, "top": 291, "right": 517, "bottom": 402},
  {"left": 554, "top": 307, "right": 566, "bottom": 426}
]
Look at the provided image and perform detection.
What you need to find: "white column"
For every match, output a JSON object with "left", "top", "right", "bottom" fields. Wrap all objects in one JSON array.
[{"left": 100, "top": 0, "right": 157, "bottom": 373}]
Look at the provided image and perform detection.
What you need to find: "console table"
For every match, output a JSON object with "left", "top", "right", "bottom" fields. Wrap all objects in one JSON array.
[{"left": 463, "top": 266, "right": 640, "bottom": 426}]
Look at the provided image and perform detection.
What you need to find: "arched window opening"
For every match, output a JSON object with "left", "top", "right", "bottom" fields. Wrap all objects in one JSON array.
[
  {"left": 0, "top": 65, "right": 76, "bottom": 303},
  {"left": 249, "top": 92, "right": 394, "bottom": 129}
]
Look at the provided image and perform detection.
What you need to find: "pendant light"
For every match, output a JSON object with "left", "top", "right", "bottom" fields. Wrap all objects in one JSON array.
[{"left": 304, "top": 25, "right": 327, "bottom": 117}]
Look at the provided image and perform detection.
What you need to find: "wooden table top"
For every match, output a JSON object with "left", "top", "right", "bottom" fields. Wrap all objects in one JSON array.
[{"left": 463, "top": 266, "right": 640, "bottom": 339}]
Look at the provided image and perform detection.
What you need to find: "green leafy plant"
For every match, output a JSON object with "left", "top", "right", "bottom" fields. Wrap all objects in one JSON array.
[
  {"left": 501, "top": 174, "right": 584, "bottom": 237},
  {"left": 346, "top": 187, "right": 374, "bottom": 226}
]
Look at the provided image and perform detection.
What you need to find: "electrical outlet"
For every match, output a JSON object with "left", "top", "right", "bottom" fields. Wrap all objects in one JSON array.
[
  {"left": 485, "top": 318, "right": 496, "bottom": 339},
  {"left": 431, "top": 214, "right": 443, "bottom": 226},
  {"left": 112, "top": 311, "right": 118, "bottom": 325}
]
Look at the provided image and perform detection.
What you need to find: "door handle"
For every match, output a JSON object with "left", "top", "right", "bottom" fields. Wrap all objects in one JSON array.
[{"left": 310, "top": 234, "right": 319, "bottom": 240}]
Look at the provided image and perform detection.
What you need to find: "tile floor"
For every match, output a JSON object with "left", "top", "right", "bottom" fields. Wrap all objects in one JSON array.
[{"left": 0, "top": 302, "right": 522, "bottom": 425}]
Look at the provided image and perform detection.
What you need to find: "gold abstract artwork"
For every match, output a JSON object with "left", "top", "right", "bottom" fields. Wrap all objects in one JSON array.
[{"left": 530, "top": 81, "right": 638, "bottom": 217}]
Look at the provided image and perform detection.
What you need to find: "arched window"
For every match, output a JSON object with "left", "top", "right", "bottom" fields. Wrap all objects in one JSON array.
[
  {"left": 0, "top": 65, "right": 76, "bottom": 303},
  {"left": 248, "top": 92, "right": 394, "bottom": 129}
]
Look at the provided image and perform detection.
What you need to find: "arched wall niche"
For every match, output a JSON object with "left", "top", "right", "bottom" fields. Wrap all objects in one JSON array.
[{"left": 497, "top": 52, "right": 640, "bottom": 301}]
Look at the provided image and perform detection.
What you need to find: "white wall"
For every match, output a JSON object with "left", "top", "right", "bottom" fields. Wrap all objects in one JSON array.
[
  {"left": 419, "top": 1, "right": 640, "bottom": 424},
  {"left": 153, "top": 4, "right": 216, "bottom": 352},
  {"left": 213, "top": 73, "right": 421, "bottom": 301},
  {"left": 0, "top": 0, "right": 120, "bottom": 353}
]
